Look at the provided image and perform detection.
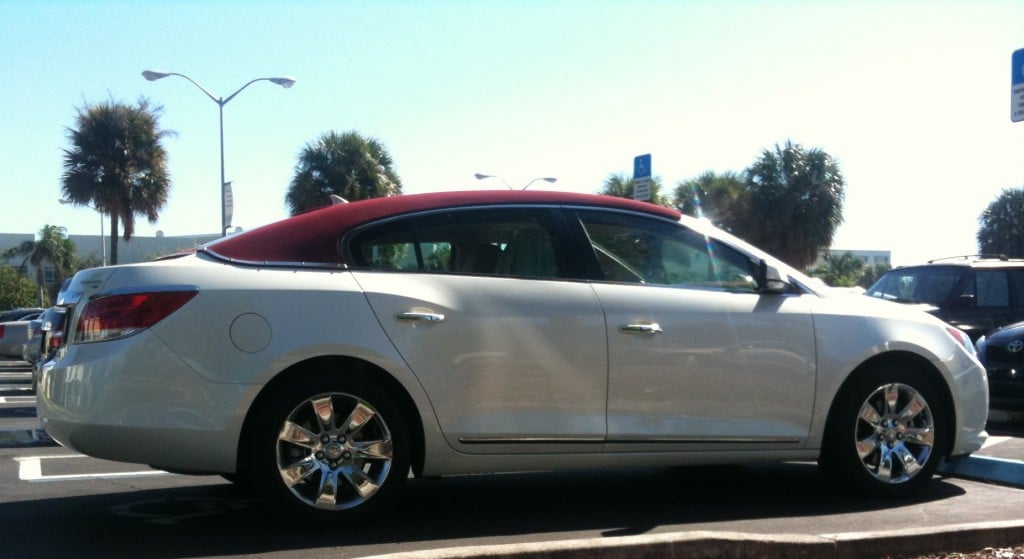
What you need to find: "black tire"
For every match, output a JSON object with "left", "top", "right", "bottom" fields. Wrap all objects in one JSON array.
[
  {"left": 822, "top": 366, "right": 948, "bottom": 496},
  {"left": 246, "top": 374, "right": 410, "bottom": 520}
]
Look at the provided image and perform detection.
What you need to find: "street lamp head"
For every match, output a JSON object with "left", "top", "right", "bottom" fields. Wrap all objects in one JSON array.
[
  {"left": 521, "top": 177, "right": 559, "bottom": 190},
  {"left": 269, "top": 77, "right": 297, "bottom": 89},
  {"left": 142, "top": 70, "right": 171, "bottom": 81},
  {"left": 474, "top": 173, "right": 493, "bottom": 180}
]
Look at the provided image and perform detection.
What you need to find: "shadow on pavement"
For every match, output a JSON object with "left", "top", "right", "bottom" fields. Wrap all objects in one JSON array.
[{"left": 0, "top": 462, "right": 969, "bottom": 558}]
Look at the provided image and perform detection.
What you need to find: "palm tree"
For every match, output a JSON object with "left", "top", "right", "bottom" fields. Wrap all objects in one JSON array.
[
  {"left": 61, "top": 98, "right": 172, "bottom": 265},
  {"left": 808, "top": 251, "right": 864, "bottom": 287},
  {"left": 977, "top": 187, "right": 1024, "bottom": 258},
  {"left": 285, "top": 130, "right": 402, "bottom": 215},
  {"left": 1, "top": 225, "right": 78, "bottom": 305},
  {"left": 857, "top": 262, "right": 891, "bottom": 289},
  {"left": 598, "top": 173, "right": 670, "bottom": 207},
  {"left": 675, "top": 171, "right": 750, "bottom": 236},
  {"left": 744, "top": 141, "right": 845, "bottom": 269}
]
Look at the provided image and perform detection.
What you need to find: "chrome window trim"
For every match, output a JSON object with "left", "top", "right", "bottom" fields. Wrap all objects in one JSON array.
[{"left": 197, "top": 248, "right": 347, "bottom": 270}]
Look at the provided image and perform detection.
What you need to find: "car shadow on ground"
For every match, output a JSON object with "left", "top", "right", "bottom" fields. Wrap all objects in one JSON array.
[{"left": 0, "top": 462, "right": 968, "bottom": 558}]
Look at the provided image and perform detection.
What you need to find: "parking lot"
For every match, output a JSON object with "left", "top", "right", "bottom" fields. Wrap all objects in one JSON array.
[{"left": 2, "top": 358, "right": 1023, "bottom": 558}]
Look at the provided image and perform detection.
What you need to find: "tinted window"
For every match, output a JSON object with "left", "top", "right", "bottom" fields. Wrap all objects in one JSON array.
[
  {"left": 347, "top": 208, "right": 567, "bottom": 279},
  {"left": 974, "top": 270, "right": 1009, "bottom": 308},
  {"left": 576, "top": 211, "right": 757, "bottom": 292},
  {"left": 1011, "top": 270, "right": 1024, "bottom": 308}
]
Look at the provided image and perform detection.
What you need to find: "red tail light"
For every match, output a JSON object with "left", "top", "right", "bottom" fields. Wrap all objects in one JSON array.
[
  {"left": 0, "top": 325, "right": 5, "bottom": 338},
  {"left": 47, "top": 331, "right": 63, "bottom": 352},
  {"left": 75, "top": 291, "right": 198, "bottom": 343}
]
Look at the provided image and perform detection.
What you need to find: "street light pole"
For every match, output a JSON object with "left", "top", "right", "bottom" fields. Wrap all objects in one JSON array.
[
  {"left": 141, "top": 70, "right": 296, "bottom": 236},
  {"left": 59, "top": 198, "right": 105, "bottom": 266},
  {"left": 474, "top": 173, "right": 557, "bottom": 190}
]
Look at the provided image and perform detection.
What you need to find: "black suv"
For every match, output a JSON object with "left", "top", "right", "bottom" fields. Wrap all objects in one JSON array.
[{"left": 865, "top": 256, "right": 1024, "bottom": 342}]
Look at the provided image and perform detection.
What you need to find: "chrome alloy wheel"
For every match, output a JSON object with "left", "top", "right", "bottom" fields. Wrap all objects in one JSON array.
[
  {"left": 854, "top": 382, "right": 935, "bottom": 484},
  {"left": 276, "top": 392, "right": 394, "bottom": 510}
]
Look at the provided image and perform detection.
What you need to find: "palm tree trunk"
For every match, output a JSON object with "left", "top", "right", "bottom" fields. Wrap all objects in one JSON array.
[{"left": 109, "top": 212, "right": 119, "bottom": 265}]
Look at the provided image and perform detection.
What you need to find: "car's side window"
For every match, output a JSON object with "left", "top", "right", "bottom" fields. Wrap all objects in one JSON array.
[
  {"left": 347, "top": 208, "right": 567, "bottom": 279},
  {"left": 347, "top": 219, "right": 447, "bottom": 272},
  {"left": 1011, "top": 270, "right": 1024, "bottom": 308},
  {"left": 576, "top": 211, "right": 757, "bottom": 292},
  {"left": 975, "top": 270, "right": 1009, "bottom": 308}
]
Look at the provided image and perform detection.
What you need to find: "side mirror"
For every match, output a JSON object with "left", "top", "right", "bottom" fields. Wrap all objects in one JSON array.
[{"left": 757, "top": 260, "right": 790, "bottom": 294}]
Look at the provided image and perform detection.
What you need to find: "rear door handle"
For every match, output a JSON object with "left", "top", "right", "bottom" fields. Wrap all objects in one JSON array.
[
  {"left": 397, "top": 312, "right": 446, "bottom": 323},
  {"left": 619, "top": 323, "right": 663, "bottom": 335}
]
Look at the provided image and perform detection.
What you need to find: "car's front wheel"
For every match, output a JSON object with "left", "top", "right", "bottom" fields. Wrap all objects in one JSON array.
[
  {"left": 248, "top": 375, "right": 409, "bottom": 519},
  {"left": 823, "top": 366, "right": 948, "bottom": 495}
]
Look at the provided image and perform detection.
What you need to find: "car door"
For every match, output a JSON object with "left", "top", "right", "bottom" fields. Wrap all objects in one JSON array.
[
  {"left": 573, "top": 209, "right": 817, "bottom": 452},
  {"left": 347, "top": 206, "right": 608, "bottom": 454}
]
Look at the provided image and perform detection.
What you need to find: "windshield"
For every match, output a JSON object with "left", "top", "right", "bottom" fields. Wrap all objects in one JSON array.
[{"left": 866, "top": 266, "right": 965, "bottom": 304}]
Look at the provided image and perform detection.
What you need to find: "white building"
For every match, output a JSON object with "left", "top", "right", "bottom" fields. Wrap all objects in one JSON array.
[{"left": 814, "top": 249, "right": 892, "bottom": 269}]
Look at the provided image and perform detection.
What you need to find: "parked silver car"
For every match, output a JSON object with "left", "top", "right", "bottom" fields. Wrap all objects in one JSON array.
[
  {"left": 38, "top": 190, "right": 989, "bottom": 520},
  {"left": 0, "top": 311, "right": 42, "bottom": 358}
]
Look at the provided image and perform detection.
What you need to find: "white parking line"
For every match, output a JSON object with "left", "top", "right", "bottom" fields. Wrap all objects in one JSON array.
[{"left": 14, "top": 454, "right": 173, "bottom": 482}]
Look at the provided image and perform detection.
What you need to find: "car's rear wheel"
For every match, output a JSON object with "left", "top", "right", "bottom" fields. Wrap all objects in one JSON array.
[
  {"left": 823, "top": 366, "right": 948, "bottom": 495},
  {"left": 248, "top": 375, "right": 409, "bottom": 519}
]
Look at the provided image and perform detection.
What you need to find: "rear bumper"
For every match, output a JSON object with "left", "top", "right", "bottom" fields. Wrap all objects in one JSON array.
[{"left": 36, "top": 333, "right": 253, "bottom": 473}]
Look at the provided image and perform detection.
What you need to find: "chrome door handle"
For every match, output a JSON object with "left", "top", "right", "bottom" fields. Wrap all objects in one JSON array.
[
  {"left": 619, "top": 323, "right": 663, "bottom": 335},
  {"left": 397, "top": 312, "right": 446, "bottom": 323}
]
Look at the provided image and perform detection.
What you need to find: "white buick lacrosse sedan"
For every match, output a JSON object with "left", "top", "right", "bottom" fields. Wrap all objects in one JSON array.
[{"left": 38, "top": 190, "right": 988, "bottom": 520}]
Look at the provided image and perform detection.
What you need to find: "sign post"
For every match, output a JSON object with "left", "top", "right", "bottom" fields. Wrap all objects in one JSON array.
[
  {"left": 633, "top": 153, "right": 652, "bottom": 202},
  {"left": 1013, "top": 48, "right": 1024, "bottom": 123}
]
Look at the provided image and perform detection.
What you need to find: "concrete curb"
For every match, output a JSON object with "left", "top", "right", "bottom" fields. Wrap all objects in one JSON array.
[{"left": 360, "top": 520, "right": 1024, "bottom": 559}]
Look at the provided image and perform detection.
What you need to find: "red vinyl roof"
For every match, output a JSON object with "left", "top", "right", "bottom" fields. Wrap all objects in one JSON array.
[{"left": 203, "top": 190, "right": 681, "bottom": 265}]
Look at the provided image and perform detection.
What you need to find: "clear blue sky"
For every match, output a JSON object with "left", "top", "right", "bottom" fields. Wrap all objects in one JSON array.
[{"left": 2, "top": 1, "right": 1022, "bottom": 266}]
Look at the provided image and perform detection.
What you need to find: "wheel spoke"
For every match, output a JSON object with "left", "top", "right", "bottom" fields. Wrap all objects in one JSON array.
[
  {"left": 315, "top": 469, "right": 341, "bottom": 509},
  {"left": 280, "top": 456, "right": 319, "bottom": 487},
  {"left": 876, "top": 445, "right": 894, "bottom": 482},
  {"left": 858, "top": 404, "right": 881, "bottom": 427},
  {"left": 343, "top": 402, "right": 377, "bottom": 437},
  {"left": 351, "top": 438, "right": 393, "bottom": 461},
  {"left": 893, "top": 443, "right": 923, "bottom": 477},
  {"left": 883, "top": 384, "right": 900, "bottom": 415},
  {"left": 278, "top": 420, "right": 319, "bottom": 449},
  {"left": 856, "top": 434, "right": 880, "bottom": 459},
  {"left": 903, "top": 426, "right": 935, "bottom": 447},
  {"left": 311, "top": 396, "right": 336, "bottom": 433},
  {"left": 897, "top": 391, "right": 928, "bottom": 422},
  {"left": 341, "top": 464, "right": 380, "bottom": 499}
]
